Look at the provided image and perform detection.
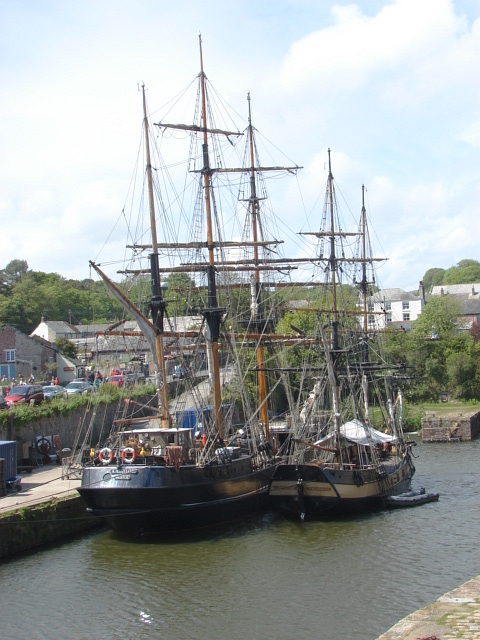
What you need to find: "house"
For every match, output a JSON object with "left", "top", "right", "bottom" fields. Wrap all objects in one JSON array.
[
  {"left": 364, "top": 286, "right": 425, "bottom": 331},
  {"left": 430, "top": 284, "right": 480, "bottom": 331},
  {"left": 0, "top": 326, "right": 56, "bottom": 382},
  {"left": 30, "top": 317, "right": 80, "bottom": 342},
  {"left": 29, "top": 314, "right": 204, "bottom": 377}
]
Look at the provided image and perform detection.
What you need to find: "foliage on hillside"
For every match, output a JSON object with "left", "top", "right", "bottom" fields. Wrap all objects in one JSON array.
[
  {"left": 423, "top": 259, "right": 480, "bottom": 290},
  {"left": 385, "top": 295, "right": 480, "bottom": 402}
]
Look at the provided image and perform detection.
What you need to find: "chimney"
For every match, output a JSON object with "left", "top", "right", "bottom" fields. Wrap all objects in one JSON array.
[{"left": 419, "top": 281, "right": 425, "bottom": 303}]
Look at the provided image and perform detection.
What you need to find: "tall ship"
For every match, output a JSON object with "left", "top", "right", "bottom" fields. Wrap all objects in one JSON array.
[
  {"left": 76, "top": 37, "right": 304, "bottom": 535},
  {"left": 269, "top": 150, "right": 416, "bottom": 520}
]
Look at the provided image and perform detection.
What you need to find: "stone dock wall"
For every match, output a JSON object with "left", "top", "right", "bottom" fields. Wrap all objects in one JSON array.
[
  {"left": 422, "top": 410, "right": 480, "bottom": 442},
  {"left": 0, "top": 396, "right": 153, "bottom": 461},
  {"left": 376, "top": 574, "right": 480, "bottom": 639},
  {"left": 0, "top": 495, "right": 102, "bottom": 560}
]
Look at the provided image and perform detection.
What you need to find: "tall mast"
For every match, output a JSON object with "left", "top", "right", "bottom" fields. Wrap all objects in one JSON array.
[
  {"left": 247, "top": 93, "right": 270, "bottom": 441},
  {"left": 326, "top": 149, "right": 341, "bottom": 442},
  {"left": 361, "top": 185, "right": 368, "bottom": 337},
  {"left": 327, "top": 149, "right": 339, "bottom": 352},
  {"left": 142, "top": 85, "right": 170, "bottom": 427},
  {"left": 199, "top": 34, "right": 224, "bottom": 440}
]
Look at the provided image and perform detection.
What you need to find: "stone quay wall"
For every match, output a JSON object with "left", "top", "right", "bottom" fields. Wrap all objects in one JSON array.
[
  {"left": 0, "top": 396, "right": 153, "bottom": 462},
  {"left": 422, "top": 410, "right": 480, "bottom": 442},
  {"left": 0, "top": 495, "right": 102, "bottom": 560}
]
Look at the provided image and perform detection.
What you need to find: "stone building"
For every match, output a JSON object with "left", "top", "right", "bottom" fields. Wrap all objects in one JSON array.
[{"left": 0, "top": 326, "right": 56, "bottom": 382}]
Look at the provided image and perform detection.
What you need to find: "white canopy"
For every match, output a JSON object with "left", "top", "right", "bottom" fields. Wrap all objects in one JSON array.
[{"left": 315, "top": 419, "right": 397, "bottom": 447}]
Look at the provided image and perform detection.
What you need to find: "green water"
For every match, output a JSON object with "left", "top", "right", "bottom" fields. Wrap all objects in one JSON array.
[{"left": 1, "top": 439, "right": 479, "bottom": 640}]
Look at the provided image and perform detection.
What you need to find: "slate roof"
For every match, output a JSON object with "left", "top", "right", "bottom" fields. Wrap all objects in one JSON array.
[
  {"left": 431, "top": 284, "right": 480, "bottom": 296},
  {"left": 368, "top": 288, "right": 421, "bottom": 303}
]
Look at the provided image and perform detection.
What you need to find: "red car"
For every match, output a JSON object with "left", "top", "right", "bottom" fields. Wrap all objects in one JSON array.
[
  {"left": 6, "top": 384, "right": 44, "bottom": 406},
  {"left": 106, "top": 375, "right": 124, "bottom": 387}
]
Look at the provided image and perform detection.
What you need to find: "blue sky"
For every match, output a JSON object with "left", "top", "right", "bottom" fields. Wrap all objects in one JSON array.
[{"left": 1, "top": 0, "right": 479, "bottom": 291}]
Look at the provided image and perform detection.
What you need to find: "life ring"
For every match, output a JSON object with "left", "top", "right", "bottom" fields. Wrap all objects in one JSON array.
[
  {"left": 35, "top": 437, "right": 51, "bottom": 456},
  {"left": 53, "top": 435, "right": 60, "bottom": 447},
  {"left": 99, "top": 447, "right": 114, "bottom": 465},
  {"left": 122, "top": 447, "right": 136, "bottom": 464}
]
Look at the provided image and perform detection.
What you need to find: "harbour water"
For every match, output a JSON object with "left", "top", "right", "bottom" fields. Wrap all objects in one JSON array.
[{"left": 1, "top": 437, "right": 479, "bottom": 640}]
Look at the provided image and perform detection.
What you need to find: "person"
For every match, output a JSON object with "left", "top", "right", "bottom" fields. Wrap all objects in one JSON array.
[
  {"left": 51, "top": 376, "right": 55, "bottom": 384},
  {"left": 55, "top": 376, "right": 59, "bottom": 386},
  {"left": 28, "top": 373, "right": 34, "bottom": 384}
]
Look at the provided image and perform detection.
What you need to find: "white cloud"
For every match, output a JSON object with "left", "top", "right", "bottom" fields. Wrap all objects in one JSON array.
[{"left": 0, "top": 0, "right": 479, "bottom": 296}]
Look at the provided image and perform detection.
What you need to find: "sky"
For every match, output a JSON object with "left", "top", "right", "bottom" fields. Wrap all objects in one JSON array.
[{"left": 1, "top": 0, "right": 479, "bottom": 292}]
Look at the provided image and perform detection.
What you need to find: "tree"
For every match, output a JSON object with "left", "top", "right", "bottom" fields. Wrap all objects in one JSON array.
[
  {"left": 56, "top": 337, "right": 77, "bottom": 359},
  {"left": 443, "top": 259, "right": 480, "bottom": 285},
  {"left": 411, "top": 295, "right": 460, "bottom": 340},
  {"left": 422, "top": 267, "right": 445, "bottom": 291},
  {"left": 0, "top": 259, "right": 29, "bottom": 292}
]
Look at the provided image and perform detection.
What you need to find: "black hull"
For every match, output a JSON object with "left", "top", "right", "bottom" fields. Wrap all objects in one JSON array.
[
  {"left": 269, "top": 454, "right": 415, "bottom": 520},
  {"left": 78, "top": 458, "right": 277, "bottom": 534}
]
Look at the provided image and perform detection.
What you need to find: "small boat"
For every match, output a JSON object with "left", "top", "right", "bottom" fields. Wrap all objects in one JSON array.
[{"left": 384, "top": 488, "right": 439, "bottom": 508}]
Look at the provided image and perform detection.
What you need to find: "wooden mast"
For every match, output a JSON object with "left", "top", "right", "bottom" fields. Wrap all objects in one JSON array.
[
  {"left": 247, "top": 93, "right": 270, "bottom": 441},
  {"left": 198, "top": 34, "right": 224, "bottom": 439},
  {"left": 141, "top": 85, "right": 170, "bottom": 428},
  {"left": 361, "top": 185, "right": 368, "bottom": 337},
  {"left": 326, "top": 149, "right": 342, "bottom": 443}
]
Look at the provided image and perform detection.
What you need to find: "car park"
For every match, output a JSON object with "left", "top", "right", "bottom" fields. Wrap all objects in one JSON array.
[
  {"left": 65, "top": 380, "right": 93, "bottom": 395},
  {"left": 5, "top": 384, "right": 45, "bottom": 406},
  {"left": 43, "top": 384, "right": 68, "bottom": 400}
]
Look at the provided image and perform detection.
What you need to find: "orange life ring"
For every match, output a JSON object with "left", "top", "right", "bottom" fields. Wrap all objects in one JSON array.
[
  {"left": 99, "top": 447, "right": 114, "bottom": 465},
  {"left": 122, "top": 447, "right": 136, "bottom": 464}
]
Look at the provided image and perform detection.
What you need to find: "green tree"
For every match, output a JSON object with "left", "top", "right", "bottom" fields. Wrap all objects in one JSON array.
[
  {"left": 422, "top": 267, "right": 445, "bottom": 291},
  {"left": 0, "top": 259, "right": 29, "bottom": 291},
  {"left": 56, "top": 337, "right": 77, "bottom": 359},
  {"left": 443, "top": 259, "right": 480, "bottom": 285}
]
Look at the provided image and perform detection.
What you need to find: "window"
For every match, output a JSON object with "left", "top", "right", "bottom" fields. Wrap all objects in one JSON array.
[
  {"left": 385, "top": 302, "right": 391, "bottom": 311},
  {"left": 402, "top": 301, "right": 410, "bottom": 310},
  {"left": 368, "top": 315, "right": 375, "bottom": 325},
  {"left": 367, "top": 302, "right": 374, "bottom": 312},
  {"left": 403, "top": 312, "right": 410, "bottom": 321},
  {"left": 5, "top": 350, "right": 15, "bottom": 362},
  {"left": 386, "top": 313, "right": 392, "bottom": 323}
]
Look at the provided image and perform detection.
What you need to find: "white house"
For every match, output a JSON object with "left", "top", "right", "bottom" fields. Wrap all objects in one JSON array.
[
  {"left": 30, "top": 317, "right": 79, "bottom": 342},
  {"left": 364, "top": 286, "right": 425, "bottom": 330}
]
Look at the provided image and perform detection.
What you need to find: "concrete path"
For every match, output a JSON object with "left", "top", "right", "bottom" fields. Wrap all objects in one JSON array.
[
  {"left": 377, "top": 574, "right": 480, "bottom": 639},
  {"left": 0, "top": 464, "right": 81, "bottom": 515}
]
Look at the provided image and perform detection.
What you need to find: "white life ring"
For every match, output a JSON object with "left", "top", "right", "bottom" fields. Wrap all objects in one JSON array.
[
  {"left": 99, "top": 447, "right": 114, "bottom": 465},
  {"left": 122, "top": 447, "right": 136, "bottom": 464}
]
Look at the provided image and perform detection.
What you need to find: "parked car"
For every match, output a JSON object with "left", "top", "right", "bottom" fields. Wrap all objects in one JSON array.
[
  {"left": 106, "top": 375, "right": 124, "bottom": 387},
  {"left": 43, "top": 384, "right": 68, "bottom": 400},
  {"left": 6, "top": 384, "right": 45, "bottom": 406},
  {"left": 65, "top": 381, "right": 93, "bottom": 395}
]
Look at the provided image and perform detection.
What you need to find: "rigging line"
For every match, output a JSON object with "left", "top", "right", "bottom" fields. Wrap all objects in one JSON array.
[{"left": 147, "top": 76, "right": 199, "bottom": 121}]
